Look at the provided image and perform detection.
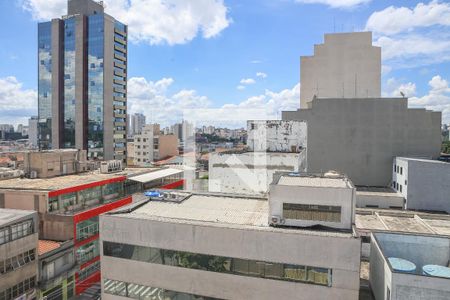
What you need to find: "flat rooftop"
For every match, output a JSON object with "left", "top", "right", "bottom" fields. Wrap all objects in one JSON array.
[
  {"left": 356, "top": 187, "right": 401, "bottom": 197},
  {"left": 0, "top": 168, "right": 158, "bottom": 192},
  {"left": 108, "top": 192, "right": 355, "bottom": 238},
  {"left": 274, "top": 173, "right": 352, "bottom": 188},
  {"left": 396, "top": 157, "right": 449, "bottom": 165},
  {"left": 0, "top": 208, "right": 35, "bottom": 227},
  {"left": 356, "top": 208, "right": 450, "bottom": 236}
]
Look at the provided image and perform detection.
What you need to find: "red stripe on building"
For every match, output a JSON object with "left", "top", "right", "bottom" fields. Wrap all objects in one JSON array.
[
  {"left": 73, "top": 196, "right": 132, "bottom": 224},
  {"left": 79, "top": 255, "right": 101, "bottom": 271},
  {"left": 160, "top": 179, "right": 184, "bottom": 190},
  {"left": 48, "top": 176, "right": 126, "bottom": 198},
  {"left": 76, "top": 270, "right": 101, "bottom": 295},
  {"left": 75, "top": 233, "right": 99, "bottom": 248}
]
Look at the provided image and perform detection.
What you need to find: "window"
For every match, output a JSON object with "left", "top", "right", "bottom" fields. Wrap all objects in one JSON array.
[
  {"left": 405, "top": 180, "right": 407, "bottom": 186},
  {"left": 10, "top": 220, "right": 33, "bottom": 241},
  {"left": 103, "top": 241, "right": 332, "bottom": 287},
  {"left": 78, "top": 261, "right": 100, "bottom": 282},
  {"left": 104, "top": 279, "right": 221, "bottom": 299},
  {"left": 399, "top": 185, "right": 402, "bottom": 193},
  {"left": 400, "top": 167, "right": 403, "bottom": 175},
  {"left": 283, "top": 203, "right": 341, "bottom": 223},
  {"left": 76, "top": 240, "right": 99, "bottom": 264},
  {"left": 0, "top": 276, "right": 35, "bottom": 300},
  {"left": 76, "top": 216, "right": 99, "bottom": 241},
  {"left": 48, "top": 196, "right": 59, "bottom": 212},
  {"left": 0, "top": 249, "right": 36, "bottom": 275},
  {"left": 0, "top": 227, "right": 9, "bottom": 245}
]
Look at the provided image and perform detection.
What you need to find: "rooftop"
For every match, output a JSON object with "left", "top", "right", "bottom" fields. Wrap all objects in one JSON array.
[
  {"left": 274, "top": 172, "right": 352, "bottom": 188},
  {"left": 38, "top": 240, "right": 63, "bottom": 256},
  {"left": 356, "top": 208, "right": 450, "bottom": 236},
  {"left": 0, "top": 208, "right": 35, "bottom": 227},
  {"left": 108, "top": 191, "right": 355, "bottom": 238},
  {"left": 0, "top": 167, "right": 158, "bottom": 192},
  {"left": 396, "top": 157, "right": 449, "bottom": 165}
]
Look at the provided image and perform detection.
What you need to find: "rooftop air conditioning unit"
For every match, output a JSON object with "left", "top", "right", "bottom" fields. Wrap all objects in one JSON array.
[
  {"left": 270, "top": 215, "right": 285, "bottom": 227},
  {"left": 29, "top": 170, "right": 37, "bottom": 179}
]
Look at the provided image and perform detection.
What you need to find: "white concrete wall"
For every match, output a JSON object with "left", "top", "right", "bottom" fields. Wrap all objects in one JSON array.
[
  {"left": 398, "top": 158, "right": 450, "bottom": 213},
  {"left": 209, "top": 152, "right": 305, "bottom": 195},
  {"left": 356, "top": 192, "right": 404, "bottom": 209},
  {"left": 247, "top": 120, "right": 307, "bottom": 152},
  {"left": 392, "top": 158, "right": 408, "bottom": 199},
  {"left": 269, "top": 183, "right": 355, "bottom": 230},
  {"left": 300, "top": 32, "right": 381, "bottom": 109},
  {"left": 100, "top": 215, "right": 361, "bottom": 300}
]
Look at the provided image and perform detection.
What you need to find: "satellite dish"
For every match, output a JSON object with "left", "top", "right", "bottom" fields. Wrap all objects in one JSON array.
[{"left": 400, "top": 91, "right": 405, "bottom": 98}]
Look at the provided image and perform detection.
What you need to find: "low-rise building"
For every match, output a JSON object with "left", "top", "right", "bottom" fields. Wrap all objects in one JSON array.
[
  {"left": 370, "top": 232, "right": 450, "bottom": 300},
  {"left": 37, "top": 240, "right": 76, "bottom": 300},
  {"left": 392, "top": 157, "right": 450, "bottom": 213},
  {"left": 100, "top": 173, "right": 361, "bottom": 300},
  {"left": 0, "top": 209, "right": 38, "bottom": 300}
]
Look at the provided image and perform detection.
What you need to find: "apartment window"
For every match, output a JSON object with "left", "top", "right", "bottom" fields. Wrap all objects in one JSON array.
[
  {"left": 10, "top": 220, "right": 33, "bottom": 241},
  {"left": 0, "top": 249, "right": 36, "bottom": 275},
  {"left": 393, "top": 164, "right": 396, "bottom": 172},
  {"left": 399, "top": 185, "right": 402, "bottom": 193},
  {"left": 400, "top": 167, "right": 403, "bottom": 175},
  {"left": 405, "top": 180, "right": 407, "bottom": 186},
  {"left": 76, "top": 216, "right": 99, "bottom": 242},
  {"left": 392, "top": 181, "right": 396, "bottom": 189},
  {"left": 0, "top": 276, "right": 35, "bottom": 300},
  {"left": 0, "top": 227, "right": 9, "bottom": 245},
  {"left": 104, "top": 279, "right": 221, "bottom": 299},
  {"left": 76, "top": 240, "right": 99, "bottom": 264},
  {"left": 103, "top": 241, "right": 332, "bottom": 287},
  {"left": 283, "top": 203, "right": 341, "bottom": 223}
]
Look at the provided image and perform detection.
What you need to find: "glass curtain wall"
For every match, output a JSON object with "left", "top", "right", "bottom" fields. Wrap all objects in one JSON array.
[
  {"left": 38, "top": 22, "right": 52, "bottom": 149},
  {"left": 63, "top": 17, "right": 76, "bottom": 148}
]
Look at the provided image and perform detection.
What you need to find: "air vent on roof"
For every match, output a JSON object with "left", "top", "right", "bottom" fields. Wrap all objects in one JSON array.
[{"left": 144, "top": 190, "right": 191, "bottom": 203}]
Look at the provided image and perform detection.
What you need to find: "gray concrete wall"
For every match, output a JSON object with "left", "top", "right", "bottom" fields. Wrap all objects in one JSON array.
[
  {"left": 356, "top": 191, "right": 404, "bottom": 209},
  {"left": 405, "top": 159, "right": 450, "bottom": 213},
  {"left": 100, "top": 215, "right": 361, "bottom": 300},
  {"left": 51, "top": 19, "right": 63, "bottom": 149},
  {"left": 283, "top": 98, "right": 441, "bottom": 186},
  {"left": 300, "top": 32, "right": 381, "bottom": 108}
]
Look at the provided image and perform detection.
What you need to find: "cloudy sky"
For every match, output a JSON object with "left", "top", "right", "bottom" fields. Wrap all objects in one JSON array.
[{"left": 0, "top": 0, "right": 450, "bottom": 127}]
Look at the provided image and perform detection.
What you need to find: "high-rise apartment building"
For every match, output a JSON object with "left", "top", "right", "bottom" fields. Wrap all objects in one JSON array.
[
  {"left": 38, "top": 0, "right": 128, "bottom": 161},
  {"left": 129, "top": 113, "right": 146, "bottom": 136},
  {"left": 28, "top": 116, "right": 39, "bottom": 147}
]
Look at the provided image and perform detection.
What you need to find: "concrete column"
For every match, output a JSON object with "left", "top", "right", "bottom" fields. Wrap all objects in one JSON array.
[
  {"left": 75, "top": 15, "right": 87, "bottom": 151},
  {"left": 103, "top": 16, "right": 115, "bottom": 160},
  {"left": 51, "top": 19, "right": 64, "bottom": 149}
]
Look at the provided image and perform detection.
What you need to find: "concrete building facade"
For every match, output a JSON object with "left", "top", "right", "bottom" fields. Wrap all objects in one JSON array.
[
  {"left": 269, "top": 172, "right": 355, "bottom": 230},
  {"left": 100, "top": 189, "right": 361, "bottom": 300},
  {"left": 247, "top": 120, "right": 307, "bottom": 153},
  {"left": 209, "top": 151, "right": 305, "bottom": 195},
  {"left": 28, "top": 116, "right": 39, "bottom": 148},
  {"left": 392, "top": 157, "right": 450, "bottom": 213},
  {"left": 370, "top": 232, "right": 450, "bottom": 300},
  {"left": 133, "top": 124, "right": 178, "bottom": 166},
  {"left": 300, "top": 32, "right": 381, "bottom": 109},
  {"left": 128, "top": 113, "right": 146, "bottom": 137},
  {"left": 0, "top": 209, "right": 38, "bottom": 300},
  {"left": 38, "top": 0, "right": 128, "bottom": 162},
  {"left": 283, "top": 97, "right": 441, "bottom": 186}
]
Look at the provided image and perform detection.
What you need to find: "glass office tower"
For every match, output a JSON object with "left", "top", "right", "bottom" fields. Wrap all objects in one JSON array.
[{"left": 37, "top": 0, "right": 127, "bottom": 162}]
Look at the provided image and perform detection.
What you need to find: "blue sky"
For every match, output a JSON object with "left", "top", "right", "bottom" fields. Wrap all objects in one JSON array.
[{"left": 0, "top": 0, "right": 449, "bottom": 127}]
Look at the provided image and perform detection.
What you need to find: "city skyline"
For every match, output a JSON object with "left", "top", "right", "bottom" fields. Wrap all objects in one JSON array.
[{"left": 0, "top": 0, "right": 449, "bottom": 127}]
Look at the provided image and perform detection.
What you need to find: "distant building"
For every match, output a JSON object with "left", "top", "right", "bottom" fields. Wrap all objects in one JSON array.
[
  {"left": 392, "top": 157, "right": 450, "bottom": 213},
  {"left": 209, "top": 120, "right": 307, "bottom": 195},
  {"left": 129, "top": 113, "right": 146, "bottom": 137},
  {"left": 133, "top": 124, "right": 178, "bottom": 166},
  {"left": 28, "top": 116, "right": 38, "bottom": 147},
  {"left": 100, "top": 174, "right": 361, "bottom": 300},
  {"left": 37, "top": 0, "right": 128, "bottom": 162},
  {"left": 0, "top": 209, "right": 38, "bottom": 300},
  {"left": 370, "top": 232, "right": 450, "bottom": 300},
  {"left": 300, "top": 32, "right": 381, "bottom": 109}
]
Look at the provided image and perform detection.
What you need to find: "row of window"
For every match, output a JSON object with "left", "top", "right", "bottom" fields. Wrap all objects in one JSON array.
[
  {"left": 392, "top": 181, "right": 403, "bottom": 193},
  {"left": 75, "top": 216, "right": 99, "bottom": 242},
  {"left": 0, "top": 219, "right": 34, "bottom": 245},
  {"left": 0, "top": 276, "right": 35, "bottom": 300},
  {"left": 103, "top": 241, "right": 332, "bottom": 286},
  {"left": 394, "top": 164, "right": 403, "bottom": 175},
  {"left": 283, "top": 203, "right": 342, "bottom": 223},
  {"left": 104, "top": 279, "right": 220, "bottom": 300},
  {"left": 78, "top": 261, "right": 100, "bottom": 282},
  {"left": 77, "top": 240, "right": 100, "bottom": 264},
  {"left": 0, "top": 249, "right": 35, "bottom": 275}
]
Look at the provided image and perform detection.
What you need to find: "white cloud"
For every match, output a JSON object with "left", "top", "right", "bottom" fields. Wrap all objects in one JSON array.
[
  {"left": 366, "top": 1, "right": 450, "bottom": 36},
  {"left": 384, "top": 77, "right": 416, "bottom": 98},
  {"left": 256, "top": 72, "right": 267, "bottom": 79},
  {"left": 223, "top": 83, "right": 300, "bottom": 117},
  {"left": 294, "top": 0, "right": 371, "bottom": 8},
  {"left": 240, "top": 78, "right": 256, "bottom": 85},
  {"left": 250, "top": 60, "right": 262, "bottom": 64},
  {"left": 20, "top": 0, "right": 231, "bottom": 45},
  {"left": 409, "top": 75, "right": 450, "bottom": 123},
  {"left": 236, "top": 85, "right": 245, "bottom": 90},
  {"left": 0, "top": 76, "right": 37, "bottom": 126}
]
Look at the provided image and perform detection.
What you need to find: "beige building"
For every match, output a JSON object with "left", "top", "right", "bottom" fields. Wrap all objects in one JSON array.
[
  {"left": 133, "top": 124, "right": 178, "bottom": 166},
  {"left": 23, "top": 149, "right": 88, "bottom": 178},
  {"left": 300, "top": 32, "right": 381, "bottom": 109},
  {"left": 0, "top": 209, "right": 38, "bottom": 300}
]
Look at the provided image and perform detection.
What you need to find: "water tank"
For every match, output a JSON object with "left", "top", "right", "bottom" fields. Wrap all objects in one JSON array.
[
  {"left": 388, "top": 257, "right": 416, "bottom": 273},
  {"left": 422, "top": 265, "right": 450, "bottom": 278}
]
